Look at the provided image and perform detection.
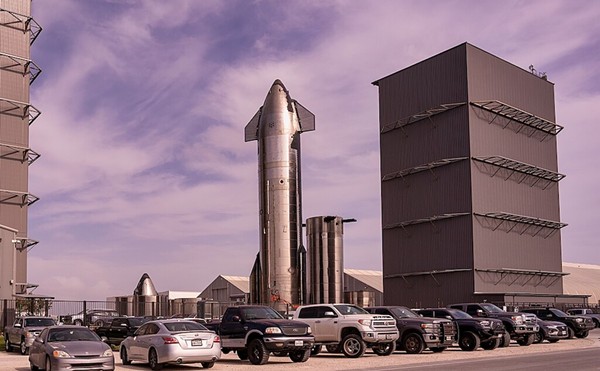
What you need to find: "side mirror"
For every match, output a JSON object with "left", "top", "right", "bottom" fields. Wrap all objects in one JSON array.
[
  {"left": 232, "top": 315, "right": 241, "bottom": 322},
  {"left": 323, "top": 311, "right": 336, "bottom": 318},
  {"left": 476, "top": 309, "right": 485, "bottom": 317},
  {"left": 34, "top": 337, "right": 44, "bottom": 344},
  {"left": 101, "top": 336, "right": 108, "bottom": 343},
  {"left": 14, "top": 323, "right": 22, "bottom": 328},
  {"left": 445, "top": 316, "right": 453, "bottom": 320}
]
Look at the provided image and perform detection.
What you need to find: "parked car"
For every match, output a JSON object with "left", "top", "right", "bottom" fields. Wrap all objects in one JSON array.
[
  {"left": 206, "top": 305, "right": 313, "bottom": 365},
  {"left": 120, "top": 319, "right": 221, "bottom": 370},
  {"left": 94, "top": 317, "right": 148, "bottom": 346},
  {"left": 70, "top": 309, "right": 120, "bottom": 327},
  {"left": 532, "top": 316, "right": 569, "bottom": 343},
  {"left": 28, "top": 325, "right": 114, "bottom": 371},
  {"left": 294, "top": 303, "right": 398, "bottom": 358},
  {"left": 4, "top": 316, "right": 56, "bottom": 355},
  {"left": 520, "top": 307, "right": 595, "bottom": 338},
  {"left": 566, "top": 308, "right": 600, "bottom": 328},
  {"left": 365, "top": 306, "right": 456, "bottom": 353}
]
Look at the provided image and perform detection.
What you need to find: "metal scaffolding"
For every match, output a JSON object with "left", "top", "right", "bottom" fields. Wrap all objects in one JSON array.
[
  {"left": 0, "top": 51, "right": 42, "bottom": 84},
  {"left": 474, "top": 212, "right": 567, "bottom": 238},
  {"left": 382, "top": 157, "right": 468, "bottom": 182},
  {"left": 385, "top": 268, "right": 472, "bottom": 286},
  {"left": 0, "top": 97, "right": 41, "bottom": 125},
  {"left": 13, "top": 237, "right": 39, "bottom": 252},
  {"left": 383, "top": 212, "right": 470, "bottom": 231},
  {"left": 470, "top": 100, "right": 563, "bottom": 139},
  {"left": 0, "top": 189, "right": 39, "bottom": 206},
  {"left": 380, "top": 102, "right": 465, "bottom": 134},
  {"left": 0, "top": 142, "right": 40, "bottom": 164},
  {"left": 475, "top": 268, "right": 568, "bottom": 287},
  {"left": 472, "top": 155, "right": 565, "bottom": 189},
  {"left": 0, "top": 7, "right": 42, "bottom": 45}
]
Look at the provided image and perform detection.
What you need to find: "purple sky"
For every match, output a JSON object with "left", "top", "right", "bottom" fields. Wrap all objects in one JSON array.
[{"left": 28, "top": 1, "right": 600, "bottom": 300}]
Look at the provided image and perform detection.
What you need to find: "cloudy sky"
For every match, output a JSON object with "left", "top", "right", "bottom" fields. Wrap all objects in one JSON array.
[{"left": 27, "top": 0, "right": 600, "bottom": 300}]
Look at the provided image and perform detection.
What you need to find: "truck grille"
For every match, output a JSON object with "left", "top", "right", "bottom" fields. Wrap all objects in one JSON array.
[
  {"left": 441, "top": 321, "right": 457, "bottom": 337},
  {"left": 523, "top": 314, "right": 537, "bottom": 326},
  {"left": 371, "top": 315, "right": 396, "bottom": 329},
  {"left": 280, "top": 325, "right": 308, "bottom": 336}
]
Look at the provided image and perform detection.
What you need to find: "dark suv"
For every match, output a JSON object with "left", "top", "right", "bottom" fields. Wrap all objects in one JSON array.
[
  {"left": 520, "top": 307, "right": 595, "bottom": 339},
  {"left": 365, "top": 306, "right": 456, "bottom": 354},
  {"left": 416, "top": 308, "right": 505, "bottom": 351}
]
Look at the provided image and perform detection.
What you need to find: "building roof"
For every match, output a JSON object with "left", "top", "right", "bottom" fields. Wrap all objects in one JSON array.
[
  {"left": 562, "top": 262, "right": 600, "bottom": 305},
  {"left": 220, "top": 275, "right": 250, "bottom": 293},
  {"left": 344, "top": 269, "right": 383, "bottom": 292}
]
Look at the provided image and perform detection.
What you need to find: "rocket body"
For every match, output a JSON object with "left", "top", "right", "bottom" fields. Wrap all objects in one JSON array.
[{"left": 245, "top": 80, "right": 314, "bottom": 310}]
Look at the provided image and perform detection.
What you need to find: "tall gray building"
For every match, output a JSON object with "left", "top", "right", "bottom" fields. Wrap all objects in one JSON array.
[
  {"left": 373, "top": 43, "right": 585, "bottom": 308},
  {"left": 0, "top": 0, "right": 41, "bottom": 298}
]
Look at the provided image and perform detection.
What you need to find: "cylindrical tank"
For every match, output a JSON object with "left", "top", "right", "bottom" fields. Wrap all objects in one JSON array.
[{"left": 306, "top": 216, "right": 344, "bottom": 304}]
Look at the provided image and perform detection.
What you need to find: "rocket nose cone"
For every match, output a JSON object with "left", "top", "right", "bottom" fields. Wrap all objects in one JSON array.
[{"left": 272, "top": 79, "right": 286, "bottom": 91}]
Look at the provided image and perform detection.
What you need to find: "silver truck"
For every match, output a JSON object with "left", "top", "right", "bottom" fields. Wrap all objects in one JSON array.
[
  {"left": 4, "top": 316, "right": 56, "bottom": 355},
  {"left": 293, "top": 303, "right": 399, "bottom": 358}
]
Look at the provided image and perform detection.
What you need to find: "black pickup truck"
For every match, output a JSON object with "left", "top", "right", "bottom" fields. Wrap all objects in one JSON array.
[
  {"left": 448, "top": 303, "right": 539, "bottom": 347},
  {"left": 365, "top": 306, "right": 456, "bottom": 354},
  {"left": 94, "top": 317, "right": 147, "bottom": 345},
  {"left": 416, "top": 308, "right": 505, "bottom": 351},
  {"left": 205, "top": 305, "right": 314, "bottom": 365}
]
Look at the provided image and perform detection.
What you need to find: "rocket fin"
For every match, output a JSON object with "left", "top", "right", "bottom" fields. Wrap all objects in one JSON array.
[
  {"left": 245, "top": 108, "right": 262, "bottom": 142},
  {"left": 294, "top": 101, "right": 315, "bottom": 132}
]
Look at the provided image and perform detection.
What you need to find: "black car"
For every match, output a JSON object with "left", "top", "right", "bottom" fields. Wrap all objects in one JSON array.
[
  {"left": 533, "top": 316, "right": 569, "bottom": 343},
  {"left": 520, "top": 307, "right": 595, "bottom": 338},
  {"left": 416, "top": 308, "right": 505, "bottom": 351}
]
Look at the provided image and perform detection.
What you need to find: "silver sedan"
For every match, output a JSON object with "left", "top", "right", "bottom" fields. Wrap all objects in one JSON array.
[
  {"left": 28, "top": 325, "right": 115, "bottom": 371},
  {"left": 120, "top": 319, "right": 221, "bottom": 370}
]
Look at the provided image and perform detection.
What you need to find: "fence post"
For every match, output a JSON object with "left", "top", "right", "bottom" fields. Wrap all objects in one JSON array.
[{"left": 83, "top": 301, "right": 87, "bottom": 326}]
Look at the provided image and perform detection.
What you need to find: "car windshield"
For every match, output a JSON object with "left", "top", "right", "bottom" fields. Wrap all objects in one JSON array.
[
  {"left": 447, "top": 309, "right": 472, "bottom": 319},
  {"left": 480, "top": 303, "right": 505, "bottom": 313},
  {"left": 163, "top": 321, "right": 208, "bottom": 332},
  {"left": 550, "top": 308, "right": 569, "bottom": 317},
  {"left": 128, "top": 318, "right": 146, "bottom": 326},
  {"left": 389, "top": 307, "right": 419, "bottom": 318},
  {"left": 24, "top": 318, "right": 55, "bottom": 327},
  {"left": 48, "top": 328, "right": 100, "bottom": 342},
  {"left": 334, "top": 305, "right": 368, "bottom": 315},
  {"left": 241, "top": 307, "right": 284, "bottom": 320}
]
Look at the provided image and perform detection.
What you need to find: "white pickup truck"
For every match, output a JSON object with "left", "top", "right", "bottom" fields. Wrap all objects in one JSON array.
[
  {"left": 4, "top": 316, "right": 56, "bottom": 354},
  {"left": 293, "top": 303, "right": 399, "bottom": 358}
]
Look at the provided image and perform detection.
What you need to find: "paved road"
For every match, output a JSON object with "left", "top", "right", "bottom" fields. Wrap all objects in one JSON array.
[{"left": 2, "top": 329, "right": 599, "bottom": 370}]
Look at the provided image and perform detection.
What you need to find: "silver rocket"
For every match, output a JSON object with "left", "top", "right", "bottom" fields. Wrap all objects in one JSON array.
[{"left": 245, "top": 79, "right": 315, "bottom": 310}]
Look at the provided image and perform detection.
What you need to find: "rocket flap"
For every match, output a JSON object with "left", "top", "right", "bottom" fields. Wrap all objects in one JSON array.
[
  {"left": 294, "top": 101, "right": 315, "bottom": 132},
  {"left": 244, "top": 108, "right": 262, "bottom": 142}
]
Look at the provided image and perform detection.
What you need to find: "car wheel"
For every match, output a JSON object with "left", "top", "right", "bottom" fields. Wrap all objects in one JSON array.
[
  {"left": 94, "top": 319, "right": 105, "bottom": 327},
  {"left": 372, "top": 341, "right": 396, "bottom": 356},
  {"left": 201, "top": 361, "right": 215, "bottom": 368},
  {"left": 247, "top": 339, "right": 269, "bottom": 365},
  {"left": 148, "top": 348, "right": 163, "bottom": 370},
  {"left": 120, "top": 346, "right": 131, "bottom": 365},
  {"left": 20, "top": 338, "right": 28, "bottom": 355},
  {"left": 341, "top": 333, "right": 366, "bottom": 358},
  {"left": 45, "top": 357, "right": 52, "bottom": 371},
  {"left": 500, "top": 332, "right": 511, "bottom": 347},
  {"left": 429, "top": 347, "right": 446, "bottom": 353},
  {"left": 567, "top": 327, "right": 575, "bottom": 339},
  {"left": 325, "top": 344, "right": 341, "bottom": 353},
  {"left": 73, "top": 319, "right": 83, "bottom": 326},
  {"left": 29, "top": 361, "right": 39, "bottom": 371},
  {"left": 402, "top": 333, "right": 425, "bottom": 354},
  {"left": 533, "top": 331, "right": 544, "bottom": 344},
  {"left": 4, "top": 335, "right": 11, "bottom": 352},
  {"left": 310, "top": 345, "right": 322, "bottom": 356},
  {"left": 289, "top": 348, "right": 310, "bottom": 362},
  {"left": 459, "top": 331, "right": 480, "bottom": 351},
  {"left": 237, "top": 349, "right": 248, "bottom": 360},
  {"left": 481, "top": 338, "right": 500, "bottom": 350},
  {"left": 575, "top": 330, "right": 589, "bottom": 339},
  {"left": 516, "top": 333, "right": 534, "bottom": 346}
]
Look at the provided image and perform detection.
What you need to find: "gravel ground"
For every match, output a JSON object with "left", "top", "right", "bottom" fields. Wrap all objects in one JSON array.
[{"left": 1, "top": 329, "right": 598, "bottom": 370}]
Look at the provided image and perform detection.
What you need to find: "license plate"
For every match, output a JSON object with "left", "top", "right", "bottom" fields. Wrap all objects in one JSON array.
[
  {"left": 445, "top": 336, "right": 453, "bottom": 341},
  {"left": 294, "top": 340, "right": 303, "bottom": 346},
  {"left": 191, "top": 339, "right": 203, "bottom": 346}
]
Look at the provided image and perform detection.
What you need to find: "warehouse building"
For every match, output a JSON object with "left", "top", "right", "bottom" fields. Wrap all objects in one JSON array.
[{"left": 373, "top": 43, "right": 586, "bottom": 308}]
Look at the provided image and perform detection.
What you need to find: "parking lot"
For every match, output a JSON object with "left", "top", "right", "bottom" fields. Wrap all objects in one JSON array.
[{"left": 0, "top": 329, "right": 598, "bottom": 370}]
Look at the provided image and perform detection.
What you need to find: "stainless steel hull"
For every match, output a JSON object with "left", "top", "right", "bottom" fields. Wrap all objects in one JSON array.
[{"left": 245, "top": 80, "right": 314, "bottom": 310}]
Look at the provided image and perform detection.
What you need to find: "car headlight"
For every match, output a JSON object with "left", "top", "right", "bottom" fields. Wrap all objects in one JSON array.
[
  {"left": 358, "top": 319, "right": 372, "bottom": 326},
  {"left": 575, "top": 318, "right": 583, "bottom": 323},
  {"left": 511, "top": 315, "right": 523, "bottom": 325},
  {"left": 25, "top": 331, "right": 35, "bottom": 339},
  {"left": 264, "top": 327, "right": 282, "bottom": 334},
  {"left": 52, "top": 350, "right": 72, "bottom": 358},
  {"left": 307, "top": 326, "right": 312, "bottom": 334},
  {"left": 480, "top": 320, "right": 491, "bottom": 328},
  {"left": 102, "top": 348, "right": 113, "bottom": 357}
]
